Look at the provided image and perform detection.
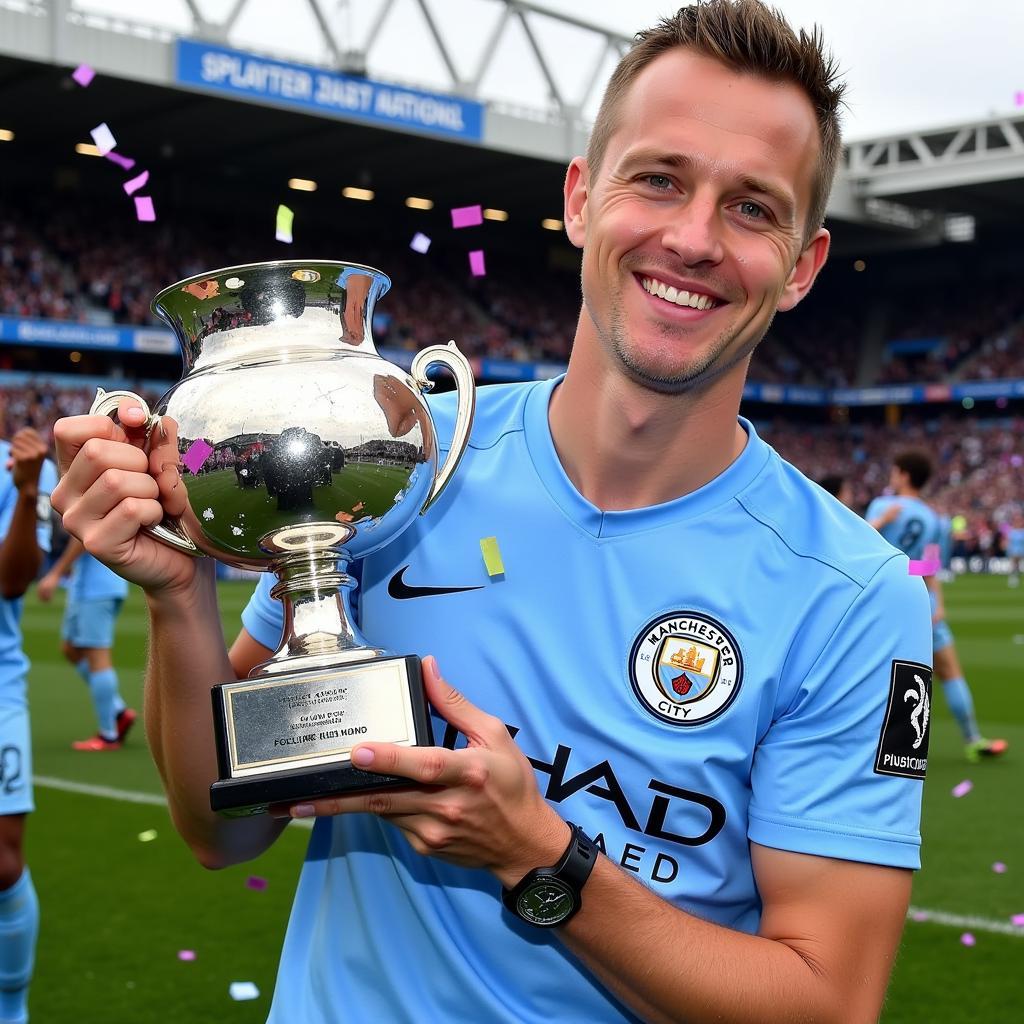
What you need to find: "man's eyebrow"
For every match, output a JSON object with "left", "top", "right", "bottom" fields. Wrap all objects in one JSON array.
[{"left": 617, "top": 149, "right": 797, "bottom": 225}]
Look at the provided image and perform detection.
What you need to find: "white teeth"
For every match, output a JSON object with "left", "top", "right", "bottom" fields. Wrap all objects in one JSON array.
[{"left": 641, "top": 275, "right": 716, "bottom": 310}]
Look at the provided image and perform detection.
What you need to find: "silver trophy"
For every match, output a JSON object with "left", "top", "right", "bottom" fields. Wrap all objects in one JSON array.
[{"left": 91, "top": 261, "right": 475, "bottom": 815}]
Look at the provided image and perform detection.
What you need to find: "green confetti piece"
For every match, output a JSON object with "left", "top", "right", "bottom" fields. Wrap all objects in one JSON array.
[
  {"left": 480, "top": 536, "right": 504, "bottom": 577},
  {"left": 275, "top": 204, "right": 294, "bottom": 243},
  {"left": 138, "top": 829, "right": 158, "bottom": 842}
]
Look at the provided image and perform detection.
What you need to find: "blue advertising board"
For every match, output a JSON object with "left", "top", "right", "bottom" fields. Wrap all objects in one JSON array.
[{"left": 175, "top": 39, "right": 484, "bottom": 143}]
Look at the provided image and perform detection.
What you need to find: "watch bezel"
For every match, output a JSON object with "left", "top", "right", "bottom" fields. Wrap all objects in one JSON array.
[{"left": 516, "top": 876, "right": 577, "bottom": 927}]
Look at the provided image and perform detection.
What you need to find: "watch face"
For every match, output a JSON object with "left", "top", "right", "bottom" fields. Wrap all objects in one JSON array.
[{"left": 517, "top": 878, "right": 576, "bottom": 926}]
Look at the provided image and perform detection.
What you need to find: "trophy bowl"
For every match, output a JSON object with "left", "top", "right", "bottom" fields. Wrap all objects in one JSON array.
[{"left": 91, "top": 260, "right": 476, "bottom": 814}]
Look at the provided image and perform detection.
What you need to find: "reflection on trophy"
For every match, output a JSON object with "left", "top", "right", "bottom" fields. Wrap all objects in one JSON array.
[{"left": 91, "top": 260, "right": 475, "bottom": 815}]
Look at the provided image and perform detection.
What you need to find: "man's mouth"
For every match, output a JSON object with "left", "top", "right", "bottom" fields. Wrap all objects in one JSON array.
[{"left": 638, "top": 274, "right": 722, "bottom": 312}]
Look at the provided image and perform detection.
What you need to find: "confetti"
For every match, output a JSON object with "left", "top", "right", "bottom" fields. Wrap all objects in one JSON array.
[
  {"left": 910, "top": 910, "right": 930, "bottom": 922},
  {"left": 960, "top": 933, "right": 976, "bottom": 947},
  {"left": 177, "top": 950, "right": 196, "bottom": 961},
  {"left": 908, "top": 558, "right": 940, "bottom": 576},
  {"left": 134, "top": 195, "right": 156, "bottom": 222},
  {"left": 951, "top": 780, "right": 973, "bottom": 798},
  {"left": 1017, "top": 92, "right": 1024, "bottom": 107},
  {"left": 138, "top": 829, "right": 157, "bottom": 842},
  {"left": 480, "top": 536, "right": 504, "bottom": 577},
  {"left": 1012, "top": 914, "right": 1024, "bottom": 927},
  {"left": 105, "top": 151, "right": 136, "bottom": 171},
  {"left": 469, "top": 250, "right": 486, "bottom": 277},
  {"left": 182, "top": 438, "right": 214, "bottom": 474},
  {"left": 246, "top": 876, "right": 268, "bottom": 891},
  {"left": 451, "top": 204, "right": 483, "bottom": 229},
  {"left": 276, "top": 204, "right": 294, "bottom": 243},
  {"left": 123, "top": 170, "right": 149, "bottom": 195},
  {"left": 410, "top": 232, "right": 431, "bottom": 254},
  {"left": 71, "top": 64, "right": 95, "bottom": 88},
  {"left": 993, "top": 862, "right": 1008, "bottom": 874},
  {"left": 229, "top": 981, "right": 260, "bottom": 1001},
  {"left": 90, "top": 122, "right": 117, "bottom": 156}
]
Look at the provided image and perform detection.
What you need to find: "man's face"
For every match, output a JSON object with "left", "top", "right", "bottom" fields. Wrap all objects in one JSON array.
[{"left": 564, "top": 49, "right": 829, "bottom": 395}]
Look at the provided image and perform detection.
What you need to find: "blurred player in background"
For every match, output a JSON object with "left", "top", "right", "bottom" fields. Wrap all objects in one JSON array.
[
  {"left": 1005, "top": 509, "right": 1024, "bottom": 587},
  {"left": 817, "top": 472, "right": 854, "bottom": 508},
  {"left": 0, "top": 428, "right": 57, "bottom": 1024},
  {"left": 37, "top": 539, "right": 134, "bottom": 751},
  {"left": 867, "top": 449, "right": 1008, "bottom": 764}
]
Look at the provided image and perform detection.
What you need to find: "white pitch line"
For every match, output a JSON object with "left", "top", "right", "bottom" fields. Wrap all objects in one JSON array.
[
  {"left": 33, "top": 774, "right": 313, "bottom": 828},
  {"left": 906, "top": 906, "right": 1024, "bottom": 937}
]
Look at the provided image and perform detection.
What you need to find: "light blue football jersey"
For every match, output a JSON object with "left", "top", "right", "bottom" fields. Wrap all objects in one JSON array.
[
  {"left": 243, "top": 378, "right": 933, "bottom": 1024},
  {"left": 865, "top": 495, "right": 942, "bottom": 562},
  {"left": 0, "top": 443, "right": 57, "bottom": 698},
  {"left": 68, "top": 551, "right": 129, "bottom": 602}
]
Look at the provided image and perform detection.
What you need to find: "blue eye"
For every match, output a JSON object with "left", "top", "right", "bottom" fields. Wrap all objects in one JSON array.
[
  {"left": 738, "top": 200, "right": 766, "bottom": 220},
  {"left": 644, "top": 174, "right": 673, "bottom": 190}
]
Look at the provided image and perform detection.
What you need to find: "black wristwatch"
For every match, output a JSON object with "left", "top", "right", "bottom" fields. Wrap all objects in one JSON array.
[{"left": 501, "top": 822, "right": 598, "bottom": 928}]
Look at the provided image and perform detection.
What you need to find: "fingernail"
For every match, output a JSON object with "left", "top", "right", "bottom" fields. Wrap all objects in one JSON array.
[
  {"left": 291, "top": 804, "right": 315, "bottom": 818},
  {"left": 352, "top": 747, "right": 374, "bottom": 767}
]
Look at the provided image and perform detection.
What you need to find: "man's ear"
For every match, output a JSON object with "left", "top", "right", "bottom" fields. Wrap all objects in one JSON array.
[
  {"left": 777, "top": 228, "right": 830, "bottom": 312},
  {"left": 563, "top": 156, "right": 589, "bottom": 250}
]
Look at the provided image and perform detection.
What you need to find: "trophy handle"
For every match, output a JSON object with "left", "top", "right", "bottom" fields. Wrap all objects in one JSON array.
[
  {"left": 89, "top": 388, "right": 201, "bottom": 556},
  {"left": 410, "top": 341, "right": 476, "bottom": 514}
]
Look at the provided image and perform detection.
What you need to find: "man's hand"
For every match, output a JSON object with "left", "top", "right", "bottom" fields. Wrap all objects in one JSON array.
[
  {"left": 6, "top": 427, "right": 48, "bottom": 493},
  {"left": 37, "top": 571, "right": 61, "bottom": 602},
  {"left": 875, "top": 503, "right": 901, "bottom": 528},
  {"left": 281, "top": 656, "right": 568, "bottom": 885},
  {"left": 51, "top": 401, "right": 197, "bottom": 596}
]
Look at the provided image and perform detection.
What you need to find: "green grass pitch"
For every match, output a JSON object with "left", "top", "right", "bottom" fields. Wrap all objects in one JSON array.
[{"left": 17, "top": 575, "right": 1023, "bottom": 1021}]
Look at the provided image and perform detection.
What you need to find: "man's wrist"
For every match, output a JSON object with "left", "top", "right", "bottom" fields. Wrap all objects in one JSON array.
[{"left": 495, "top": 815, "right": 573, "bottom": 889}]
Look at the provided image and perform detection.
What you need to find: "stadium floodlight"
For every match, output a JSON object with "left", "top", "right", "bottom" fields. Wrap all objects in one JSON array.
[
  {"left": 0, "top": 129, "right": 13, "bottom": 142},
  {"left": 541, "top": 218, "right": 563, "bottom": 231},
  {"left": 405, "top": 197, "right": 434, "bottom": 210},
  {"left": 75, "top": 142, "right": 102, "bottom": 157},
  {"left": 288, "top": 178, "right": 317, "bottom": 192},
  {"left": 342, "top": 187, "right": 375, "bottom": 201},
  {"left": 483, "top": 209, "right": 509, "bottom": 222}
]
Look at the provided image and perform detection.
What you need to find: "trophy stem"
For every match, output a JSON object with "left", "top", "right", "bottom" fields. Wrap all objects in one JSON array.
[{"left": 252, "top": 552, "right": 383, "bottom": 677}]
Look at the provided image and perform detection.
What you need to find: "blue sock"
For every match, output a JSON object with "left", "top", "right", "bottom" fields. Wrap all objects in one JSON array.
[
  {"left": 0, "top": 869, "right": 38, "bottom": 1024},
  {"left": 942, "top": 678, "right": 981, "bottom": 743},
  {"left": 73, "top": 658, "right": 89, "bottom": 684},
  {"left": 88, "top": 668, "right": 121, "bottom": 741}
]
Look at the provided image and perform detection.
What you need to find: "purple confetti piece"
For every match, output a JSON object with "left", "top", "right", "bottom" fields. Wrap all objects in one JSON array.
[
  {"left": 908, "top": 559, "right": 940, "bottom": 576},
  {"left": 451, "top": 204, "right": 483, "bottom": 229},
  {"left": 1012, "top": 914, "right": 1024, "bottom": 927},
  {"left": 469, "top": 250, "right": 486, "bottom": 277},
  {"left": 71, "top": 64, "right": 95, "bottom": 87},
  {"left": 993, "top": 862, "right": 1008, "bottom": 874},
  {"left": 410, "top": 232, "right": 431, "bottom": 254},
  {"left": 182, "top": 438, "right": 214, "bottom": 474},
  {"left": 960, "top": 933, "right": 976, "bottom": 947},
  {"left": 910, "top": 910, "right": 930, "bottom": 922},
  {"left": 951, "top": 780, "right": 973, "bottom": 798},
  {"left": 1017, "top": 91, "right": 1024, "bottom": 107},
  {"left": 134, "top": 195, "right": 156, "bottom": 222},
  {"left": 123, "top": 170, "right": 149, "bottom": 195},
  {"left": 177, "top": 950, "right": 196, "bottom": 961},
  {"left": 105, "top": 150, "right": 136, "bottom": 171},
  {"left": 246, "top": 876, "right": 268, "bottom": 891}
]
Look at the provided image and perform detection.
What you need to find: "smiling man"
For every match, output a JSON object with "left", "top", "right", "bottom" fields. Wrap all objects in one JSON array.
[{"left": 52, "top": 3, "right": 932, "bottom": 1022}]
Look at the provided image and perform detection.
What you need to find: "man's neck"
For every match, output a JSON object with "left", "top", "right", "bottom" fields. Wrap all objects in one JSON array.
[{"left": 547, "top": 342, "right": 749, "bottom": 512}]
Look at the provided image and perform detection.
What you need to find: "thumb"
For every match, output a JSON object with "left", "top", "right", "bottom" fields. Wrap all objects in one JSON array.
[{"left": 421, "top": 655, "right": 488, "bottom": 739}]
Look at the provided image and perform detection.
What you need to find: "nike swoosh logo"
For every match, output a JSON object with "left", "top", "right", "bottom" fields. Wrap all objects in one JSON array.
[{"left": 387, "top": 565, "right": 484, "bottom": 600}]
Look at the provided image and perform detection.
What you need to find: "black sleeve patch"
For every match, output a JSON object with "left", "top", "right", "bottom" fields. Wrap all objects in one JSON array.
[{"left": 874, "top": 660, "right": 931, "bottom": 779}]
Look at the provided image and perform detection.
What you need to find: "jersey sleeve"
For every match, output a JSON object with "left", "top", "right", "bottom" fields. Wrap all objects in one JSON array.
[
  {"left": 748, "top": 555, "right": 933, "bottom": 869},
  {"left": 36, "top": 460, "right": 58, "bottom": 552},
  {"left": 240, "top": 572, "right": 284, "bottom": 652}
]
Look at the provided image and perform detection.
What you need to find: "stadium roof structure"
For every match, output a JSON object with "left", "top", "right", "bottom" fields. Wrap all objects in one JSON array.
[{"left": 2, "top": 0, "right": 1023, "bottom": 253}]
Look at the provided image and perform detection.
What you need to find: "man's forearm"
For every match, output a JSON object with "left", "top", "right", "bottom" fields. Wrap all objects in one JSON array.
[
  {"left": 46, "top": 535, "right": 85, "bottom": 579},
  {"left": 0, "top": 490, "right": 42, "bottom": 597},
  {"left": 144, "top": 564, "right": 285, "bottom": 867}
]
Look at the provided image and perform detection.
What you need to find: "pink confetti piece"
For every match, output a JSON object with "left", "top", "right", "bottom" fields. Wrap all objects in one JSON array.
[
  {"left": 123, "top": 170, "right": 149, "bottom": 195},
  {"left": 960, "top": 932, "right": 976, "bottom": 946},
  {"left": 451, "top": 204, "right": 483, "bottom": 229},
  {"left": 951, "top": 780, "right": 973, "bottom": 798},
  {"left": 410, "top": 232, "right": 431, "bottom": 254},
  {"left": 908, "top": 558, "right": 940, "bottom": 576},
  {"left": 177, "top": 950, "right": 196, "bottom": 961},
  {"left": 71, "top": 64, "right": 95, "bottom": 87},
  {"left": 1010, "top": 913, "right": 1024, "bottom": 927},
  {"left": 90, "top": 122, "right": 117, "bottom": 156},
  {"left": 1017, "top": 92, "right": 1024, "bottom": 107},
  {"left": 993, "top": 862, "right": 1008, "bottom": 874},
  {"left": 246, "top": 876, "right": 267, "bottom": 891},
  {"left": 910, "top": 910, "right": 930, "bottom": 922},
  {"left": 469, "top": 250, "right": 486, "bottom": 277},
  {"left": 182, "top": 438, "right": 214, "bottom": 474},
  {"left": 134, "top": 195, "right": 156, "bottom": 222},
  {"left": 105, "top": 151, "right": 136, "bottom": 171}
]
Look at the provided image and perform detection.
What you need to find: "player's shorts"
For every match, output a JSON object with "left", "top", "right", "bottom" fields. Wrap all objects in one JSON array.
[
  {"left": 61, "top": 597, "right": 123, "bottom": 649},
  {"left": 0, "top": 702, "right": 33, "bottom": 815},
  {"left": 929, "top": 591, "right": 954, "bottom": 652},
  {"left": 1007, "top": 541, "right": 1024, "bottom": 558}
]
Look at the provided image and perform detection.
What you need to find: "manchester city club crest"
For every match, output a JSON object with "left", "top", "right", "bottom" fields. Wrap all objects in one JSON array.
[{"left": 629, "top": 612, "right": 743, "bottom": 726}]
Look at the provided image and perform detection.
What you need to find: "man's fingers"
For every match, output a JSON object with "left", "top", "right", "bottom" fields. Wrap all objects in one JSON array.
[
  {"left": 280, "top": 786, "right": 432, "bottom": 820},
  {"left": 61, "top": 467, "right": 161, "bottom": 542},
  {"left": 52, "top": 437, "right": 150, "bottom": 515},
  {"left": 53, "top": 415, "right": 131, "bottom": 476},
  {"left": 421, "top": 655, "right": 507, "bottom": 745}
]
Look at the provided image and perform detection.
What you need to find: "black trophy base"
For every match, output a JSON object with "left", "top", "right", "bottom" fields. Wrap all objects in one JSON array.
[{"left": 210, "top": 654, "right": 433, "bottom": 816}]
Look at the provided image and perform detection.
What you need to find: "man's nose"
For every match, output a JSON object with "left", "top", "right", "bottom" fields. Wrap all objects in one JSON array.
[{"left": 659, "top": 196, "right": 725, "bottom": 266}]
